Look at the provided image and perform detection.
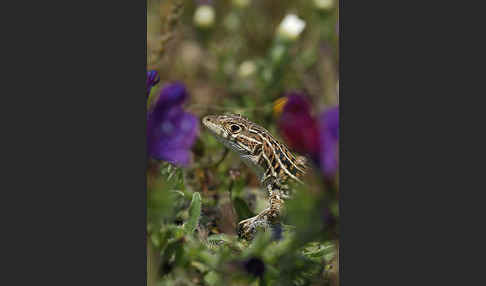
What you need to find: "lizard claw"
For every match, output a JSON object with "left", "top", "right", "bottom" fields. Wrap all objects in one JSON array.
[
  {"left": 238, "top": 217, "right": 265, "bottom": 241},
  {"left": 237, "top": 213, "right": 272, "bottom": 240}
]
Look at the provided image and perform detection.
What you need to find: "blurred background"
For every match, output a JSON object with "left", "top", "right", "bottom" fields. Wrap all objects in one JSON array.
[{"left": 147, "top": 0, "right": 339, "bottom": 285}]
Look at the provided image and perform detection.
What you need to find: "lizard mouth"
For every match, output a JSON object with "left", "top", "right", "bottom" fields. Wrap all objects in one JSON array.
[
  {"left": 202, "top": 115, "right": 226, "bottom": 137},
  {"left": 202, "top": 115, "right": 250, "bottom": 155}
]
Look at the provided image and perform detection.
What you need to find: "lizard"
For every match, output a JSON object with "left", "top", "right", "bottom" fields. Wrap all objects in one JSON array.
[{"left": 202, "top": 113, "right": 308, "bottom": 240}]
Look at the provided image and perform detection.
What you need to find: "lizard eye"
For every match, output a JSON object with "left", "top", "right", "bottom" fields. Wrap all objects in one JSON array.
[{"left": 230, "top": 124, "right": 241, "bottom": 133}]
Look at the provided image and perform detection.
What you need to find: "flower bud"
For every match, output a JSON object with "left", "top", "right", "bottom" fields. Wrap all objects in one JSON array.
[
  {"left": 193, "top": 5, "right": 215, "bottom": 28},
  {"left": 238, "top": 60, "right": 256, "bottom": 78},
  {"left": 146, "top": 70, "right": 160, "bottom": 97},
  {"left": 277, "top": 14, "right": 306, "bottom": 41}
]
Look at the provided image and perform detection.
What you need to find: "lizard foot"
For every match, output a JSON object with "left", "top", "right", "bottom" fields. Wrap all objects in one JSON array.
[
  {"left": 237, "top": 216, "right": 268, "bottom": 240},
  {"left": 237, "top": 208, "right": 279, "bottom": 240}
]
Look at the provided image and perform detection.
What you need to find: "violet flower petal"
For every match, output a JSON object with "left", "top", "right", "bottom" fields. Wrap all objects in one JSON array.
[
  {"left": 147, "top": 82, "right": 199, "bottom": 166},
  {"left": 319, "top": 106, "right": 339, "bottom": 177}
]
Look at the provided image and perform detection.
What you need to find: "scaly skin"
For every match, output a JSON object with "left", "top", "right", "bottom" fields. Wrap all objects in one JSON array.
[{"left": 202, "top": 113, "right": 307, "bottom": 240}]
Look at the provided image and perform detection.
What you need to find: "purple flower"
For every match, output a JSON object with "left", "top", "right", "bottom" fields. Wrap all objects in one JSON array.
[
  {"left": 147, "top": 82, "right": 199, "bottom": 166},
  {"left": 278, "top": 93, "right": 339, "bottom": 179},
  {"left": 319, "top": 106, "right": 339, "bottom": 177},
  {"left": 146, "top": 70, "right": 160, "bottom": 97}
]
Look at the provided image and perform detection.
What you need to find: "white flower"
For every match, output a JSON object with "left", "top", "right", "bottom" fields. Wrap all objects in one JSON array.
[
  {"left": 233, "top": 0, "right": 251, "bottom": 8},
  {"left": 193, "top": 5, "right": 215, "bottom": 28},
  {"left": 313, "top": 0, "right": 334, "bottom": 10},
  {"left": 238, "top": 60, "right": 256, "bottom": 78},
  {"left": 277, "top": 14, "right": 306, "bottom": 41}
]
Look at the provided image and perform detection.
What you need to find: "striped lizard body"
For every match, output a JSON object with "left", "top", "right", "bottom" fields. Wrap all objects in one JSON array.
[{"left": 202, "top": 113, "right": 307, "bottom": 240}]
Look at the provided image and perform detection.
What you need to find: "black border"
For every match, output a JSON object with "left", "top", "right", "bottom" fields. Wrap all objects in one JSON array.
[
  {"left": 339, "top": 0, "right": 477, "bottom": 284},
  {"left": 6, "top": 0, "right": 148, "bottom": 284}
]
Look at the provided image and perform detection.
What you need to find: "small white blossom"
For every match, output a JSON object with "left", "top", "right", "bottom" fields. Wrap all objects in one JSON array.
[
  {"left": 233, "top": 0, "right": 251, "bottom": 8},
  {"left": 238, "top": 60, "right": 256, "bottom": 78},
  {"left": 193, "top": 5, "right": 215, "bottom": 28},
  {"left": 277, "top": 14, "right": 306, "bottom": 41},
  {"left": 314, "top": 0, "right": 334, "bottom": 10}
]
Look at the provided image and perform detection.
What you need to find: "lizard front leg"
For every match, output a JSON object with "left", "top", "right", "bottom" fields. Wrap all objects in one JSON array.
[{"left": 237, "top": 183, "right": 285, "bottom": 240}]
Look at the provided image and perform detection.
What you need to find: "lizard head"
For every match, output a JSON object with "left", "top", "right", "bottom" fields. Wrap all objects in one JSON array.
[{"left": 202, "top": 113, "right": 262, "bottom": 156}]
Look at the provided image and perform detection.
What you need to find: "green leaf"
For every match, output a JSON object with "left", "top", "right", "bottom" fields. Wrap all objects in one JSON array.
[
  {"left": 184, "top": 192, "right": 202, "bottom": 233},
  {"left": 159, "top": 238, "right": 184, "bottom": 275},
  {"left": 191, "top": 261, "right": 209, "bottom": 273},
  {"left": 204, "top": 271, "right": 221, "bottom": 286}
]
